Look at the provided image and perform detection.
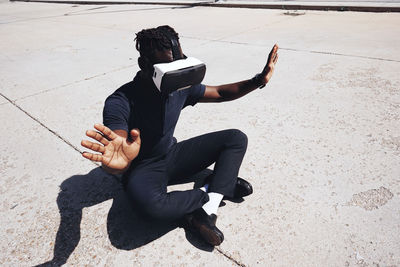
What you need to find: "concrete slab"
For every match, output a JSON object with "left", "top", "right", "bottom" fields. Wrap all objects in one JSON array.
[
  {"left": 1, "top": 4, "right": 284, "bottom": 101},
  {"left": 0, "top": 94, "right": 8, "bottom": 105},
  {"left": 16, "top": 39, "right": 400, "bottom": 266},
  {"left": 9, "top": 0, "right": 400, "bottom": 12},
  {"left": 178, "top": 48, "right": 400, "bottom": 266},
  {"left": 0, "top": 18, "right": 137, "bottom": 100},
  {"left": 21, "top": 4, "right": 285, "bottom": 42},
  {"left": 1, "top": 1, "right": 400, "bottom": 266},
  {"left": 14, "top": 41, "right": 267, "bottom": 155},
  {"left": 8, "top": 36, "right": 214, "bottom": 150},
  {"left": 222, "top": 10, "right": 400, "bottom": 62},
  {"left": 0, "top": 101, "right": 237, "bottom": 266},
  {"left": 15, "top": 66, "right": 139, "bottom": 150}
]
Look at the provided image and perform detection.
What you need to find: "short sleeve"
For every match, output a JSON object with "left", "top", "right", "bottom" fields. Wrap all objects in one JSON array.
[
  {"left": 184, "top": 84, "right": 206, "bottom": 107},
  {"left": 102, "top": 91, "right": 130, "bottom": 132}
]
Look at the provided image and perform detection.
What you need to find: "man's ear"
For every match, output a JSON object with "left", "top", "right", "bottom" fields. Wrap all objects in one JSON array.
[
  {"left": 179, "top": 46, "right": 185, "bottom": 59},
  {"left": 137, "top": 56, "right": 146, "bottom": 70},
  {"left": 138, "top": 56, "right": 153, "bottom": 75}
]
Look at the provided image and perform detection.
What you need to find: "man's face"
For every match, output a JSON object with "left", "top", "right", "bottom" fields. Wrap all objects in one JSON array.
[
  {"left": 153, "top": 49, "right": 174, "bottom": 64},
  {"left": 152, "top": 46, "right": 184, "bottom": 65}
]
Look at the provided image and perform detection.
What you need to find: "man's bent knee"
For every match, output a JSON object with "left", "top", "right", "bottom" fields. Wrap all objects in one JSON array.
[
  {"left": 229, "top": 129, "right": 248, "bottom": 149},
  {"left": 134, "top": 194, "right": 176, "bottom": 220}
]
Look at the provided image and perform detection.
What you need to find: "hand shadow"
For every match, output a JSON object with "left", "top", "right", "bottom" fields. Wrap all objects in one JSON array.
[{"left": 36, "top": 167, "right": 178, "bottom": 267}]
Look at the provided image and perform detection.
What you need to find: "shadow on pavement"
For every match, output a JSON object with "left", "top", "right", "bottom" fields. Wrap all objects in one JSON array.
[
  {"left": 36, "top": 167, "right": 178, "bottom": 266},
  {"left": 36, "top": 167, "right": 219, "bottom": 266}
]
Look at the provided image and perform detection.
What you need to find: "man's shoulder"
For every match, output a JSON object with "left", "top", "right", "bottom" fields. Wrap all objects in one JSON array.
[
  {"left": 103, "top": 80, "right": 136, "bottom": 115},
  {"left": 114, "top": 81, "right": 134, "bottom": 96},
  {"left": 107, "top": 73, "right": 142, "bottom": 100}
]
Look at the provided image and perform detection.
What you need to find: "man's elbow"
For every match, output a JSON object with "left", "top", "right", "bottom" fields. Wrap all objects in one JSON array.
[{"left": 199, "top": 96, "right": 231, "bottom": 103}]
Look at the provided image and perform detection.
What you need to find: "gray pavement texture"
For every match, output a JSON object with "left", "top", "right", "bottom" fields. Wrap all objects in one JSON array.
[
  {"left": 0, "top": 1, "right": 400, "bottom": 266},
  {"left": 9, "top": 0, "right": 400, "bottom": 13}
]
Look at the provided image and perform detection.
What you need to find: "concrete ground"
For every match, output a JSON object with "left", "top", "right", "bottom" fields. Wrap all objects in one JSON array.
[
  {"left": 1, "top": 1, "right": 399, "bottom": 266},
  {"left": 10, "top": 0, "right": 400, "bottom": 13}
]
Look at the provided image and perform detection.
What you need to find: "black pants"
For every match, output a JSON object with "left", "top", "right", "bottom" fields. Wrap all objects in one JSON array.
[{"left": 125, "top": 129, "right": 248, "bottom": 220}]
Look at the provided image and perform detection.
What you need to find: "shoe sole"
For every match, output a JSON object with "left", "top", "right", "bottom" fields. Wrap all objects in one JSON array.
[
  {"left": 193, "top": 221, "right": 224, "bottom": 246},
  {"left": 234, "top": 178, "right": 253, "bottom": 198}
]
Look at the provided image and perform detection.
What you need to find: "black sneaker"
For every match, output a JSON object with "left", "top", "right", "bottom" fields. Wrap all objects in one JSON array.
[{"left": 186, "top": 208, "right": 224, "bottom": 246}]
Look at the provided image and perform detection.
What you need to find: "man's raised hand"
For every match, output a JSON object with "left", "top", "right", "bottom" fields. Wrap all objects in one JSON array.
[
  {"left": 261, "top": 44, "right": 279, "bottom": 84},
  {"left": 81, "top": 124, "right": 141, "bottom": 174}
]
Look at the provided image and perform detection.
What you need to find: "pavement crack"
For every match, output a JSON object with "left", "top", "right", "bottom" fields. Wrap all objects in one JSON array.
[
  {"left": 215, "top": 247, "right": 247, "bottom": 267},
  {"left": 1, "top": 92, "right": 83, "bottom": 155},
  {"left": 15, "top": 63, "right": 137, "bottom": 102},
  {"left": 64, "top": 5, "right": 107, "bottom": 16},
  {"left": 181, "top": 36, "right": 400, "bottom": 63},
  {"left": 62, "top": 5, "right": 179, "bottom": 16},
  {"left": 0, "top": 5, "right": 180, "bottom": 24},
  {"left": 280, "top": 47, "right": 400, "bottom": 63}
]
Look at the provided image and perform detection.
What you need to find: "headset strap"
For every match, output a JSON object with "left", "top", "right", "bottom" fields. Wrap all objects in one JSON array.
[{"left": 161, "top": 29, "right": 183, "bottom": 60}]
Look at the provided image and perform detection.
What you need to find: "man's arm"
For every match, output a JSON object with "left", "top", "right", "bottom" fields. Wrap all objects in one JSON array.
[
  {"left": 86, "top": 87, "right": 139, "bottom": 175},
  {"left": 200, "top": 44, "right": 278, "bottom": 103}
]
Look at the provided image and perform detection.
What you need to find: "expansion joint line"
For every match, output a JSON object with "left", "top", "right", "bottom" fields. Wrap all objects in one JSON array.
[
  {"left": 279, "top": 47, "right": 400, "bottom": 63},
  {"left": 0, "top": 92, "right": 96, "bottom": 165},
  {"left": 16, "top": 63, "right": 137, "bottom": 102},
  {"left": 215, "top": 247, "right": 247, "bottom": 267},
  {"left": 180, "top": 36, "right": 400, "bottom": 63}
]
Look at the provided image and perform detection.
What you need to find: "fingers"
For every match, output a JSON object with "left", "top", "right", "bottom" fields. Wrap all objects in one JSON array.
[
  {"left": 86, "top": 130, "right": 109, "bottom": 145},
  {"left": 266, "top": 44, "right": 278, "bottom": 68},
  {"left": 81, "top": 140, "right": 105, "bottom": 153},
  {"left": 265, "top": 44, "right": 279, "bottom": 70},
  {"left": 82, "top": 152, "right": 103, "bottom": 162},
  {"left": 94, "top": 123, "right": 118, "bottom": 141},
  {"left": 270, "top": 44, "right": 278, "bottom": 60},
  {"left": 271, "top": 44, "right": 279, "bottom": 54},
  {"left": 130, "top": 128, "right": 141, "bottom": 145},
  {"left": 273, "top": 53, "right": 279, "bottom": 64}
]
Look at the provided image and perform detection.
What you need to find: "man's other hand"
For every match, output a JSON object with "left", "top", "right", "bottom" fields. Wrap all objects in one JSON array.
[
  {"left": 81, "top": 124, "right": 141, "bottom": 174},
  {"left": 261, "top": 44, "right": 279, "bottom": 84}
]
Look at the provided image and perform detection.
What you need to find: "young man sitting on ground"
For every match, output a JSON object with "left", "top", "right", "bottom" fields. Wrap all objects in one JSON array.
[{"left": 81, "top": 25, "right": 278, "bottom": 246}]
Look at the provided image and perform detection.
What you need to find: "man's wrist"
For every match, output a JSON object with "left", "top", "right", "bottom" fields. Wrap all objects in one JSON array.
[
  {"left": 251, "top": 73, "right": 266, "bottom": 89},
  {"left": 101, "top": 163, "right": 130, "bottom": 175}
]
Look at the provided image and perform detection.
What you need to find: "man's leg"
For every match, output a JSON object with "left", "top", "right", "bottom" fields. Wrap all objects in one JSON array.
[
  {"left": 166, "top": 129, "right": 248, "bottom": 198},
  {"left": 125, "top": 159, "right": 209, "bottom": 221},
  {"left": 165, "top": 129, "right": 248, "bottom": 245},
  {"left": 125, "top": 129, "right": 247, "bottom": 234}
]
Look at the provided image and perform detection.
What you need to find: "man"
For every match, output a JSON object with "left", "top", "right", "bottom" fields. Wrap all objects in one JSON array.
[{"left": 81, "top": 25, "right": 278, "bottom": 246}]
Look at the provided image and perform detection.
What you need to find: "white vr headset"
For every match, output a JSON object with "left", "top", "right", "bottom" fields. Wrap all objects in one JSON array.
[
  {"left": 150, "top": 29, "right": 206, "bottom": 95},
  {"left": 152, "top": 57, "right": 206, "bottom": 95}
]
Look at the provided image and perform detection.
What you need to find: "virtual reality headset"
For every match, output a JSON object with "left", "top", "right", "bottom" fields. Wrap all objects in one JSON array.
[
  {"left": 151, "top": 28, "right": 206, "bottom": 95},
  {"left": 153, "top": 57, "right": 206, "bottom": 95}
]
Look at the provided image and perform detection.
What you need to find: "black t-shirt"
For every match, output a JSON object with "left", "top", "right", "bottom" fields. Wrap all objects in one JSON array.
[{"left": 103, "top": 71, "right": 205, "bottom": 162}]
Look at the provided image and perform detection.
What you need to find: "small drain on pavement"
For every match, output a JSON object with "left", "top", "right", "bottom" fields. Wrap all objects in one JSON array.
[{"left": 283, "top": 11, "right": 306, "bottom": 16}]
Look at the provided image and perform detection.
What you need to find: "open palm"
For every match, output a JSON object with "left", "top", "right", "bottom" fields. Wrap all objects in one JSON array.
[
  {"left": 261, "top": 44, "right": 279, "bottom": 84},
  {"left": 81, "top": 124, "right": 141, "bottom": 173}
]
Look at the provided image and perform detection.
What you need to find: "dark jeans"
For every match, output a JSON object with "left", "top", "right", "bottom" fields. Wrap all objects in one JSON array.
[{"left": 124, "top": 129, "right": 248, "bottom": 220}]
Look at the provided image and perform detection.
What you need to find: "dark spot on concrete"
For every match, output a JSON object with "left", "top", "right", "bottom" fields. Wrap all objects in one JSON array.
[
  {"left": 283, "top": 11, "right": 305, "bottom": 16},
  {"left": 347, "top": 186, "right": 394, "bottom": 211}
]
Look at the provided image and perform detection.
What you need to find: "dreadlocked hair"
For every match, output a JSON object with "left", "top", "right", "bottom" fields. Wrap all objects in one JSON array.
[{"left": 135, "top": 25, "right": 179, "bottom": 61}]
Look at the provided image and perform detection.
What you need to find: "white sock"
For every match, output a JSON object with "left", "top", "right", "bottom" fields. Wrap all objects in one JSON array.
[
  {"left": 200, "top": 184, "right": 209, "bottom": 193},
  {"left": 202, "top": 192, "right": 223, "bottom": 215}
]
